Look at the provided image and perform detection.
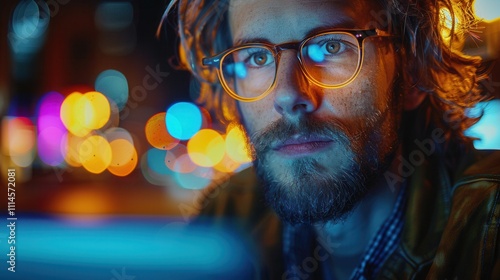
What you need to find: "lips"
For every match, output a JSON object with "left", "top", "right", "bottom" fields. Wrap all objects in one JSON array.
[{"left": 273, "top": 134, "right": 333, "bottom": 155}]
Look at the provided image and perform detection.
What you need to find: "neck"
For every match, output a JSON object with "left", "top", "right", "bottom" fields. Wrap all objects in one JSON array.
[{"left": 314, "top": 150, "right": 403, "bottom": 278}]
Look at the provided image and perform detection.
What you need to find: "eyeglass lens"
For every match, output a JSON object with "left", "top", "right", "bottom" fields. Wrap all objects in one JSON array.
[{"left": 220, "top": 32, "right": 361, "bottom": 98}]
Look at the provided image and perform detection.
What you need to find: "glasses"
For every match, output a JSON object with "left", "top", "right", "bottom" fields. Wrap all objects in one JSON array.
[{"left": 202, "top": 29, "right": 393, "bottom": 102}]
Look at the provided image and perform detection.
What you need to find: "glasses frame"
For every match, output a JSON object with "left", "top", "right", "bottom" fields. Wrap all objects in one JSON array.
[{"left": 202, "top": 28, "right": 393, "bottom": 102}]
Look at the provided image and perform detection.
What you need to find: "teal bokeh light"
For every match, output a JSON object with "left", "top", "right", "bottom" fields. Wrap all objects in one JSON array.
[
  {"left": 166, "top": 102, "right": 202, "bottom": 140},
  {"left": 94, "top": 69, "right": 129, "bottom": 111}
]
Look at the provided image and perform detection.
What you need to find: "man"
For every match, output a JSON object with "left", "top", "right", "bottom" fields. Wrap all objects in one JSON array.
[{"left": 162, "top": 0, "right": 500, "bottom": 279}]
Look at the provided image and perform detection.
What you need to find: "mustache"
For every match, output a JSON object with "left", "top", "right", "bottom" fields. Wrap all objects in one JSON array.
[{"left": 247, "top": 115, "right": 356, "bottom": 156}]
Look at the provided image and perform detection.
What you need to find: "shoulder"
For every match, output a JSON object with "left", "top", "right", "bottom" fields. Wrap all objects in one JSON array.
[{"left": 429, "top": 149, "right": 500, "bottom": 279}]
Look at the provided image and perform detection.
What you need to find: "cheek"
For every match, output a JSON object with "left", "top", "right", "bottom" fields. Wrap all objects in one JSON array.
[
  {"left": 322, "top": 79, "right": 381, "bottom": 123},
  {"left": 238, "top": 101, "right": 274, "bottom": 133},
  {"left": 330, "top": 44, "right": 396, "bottom": 121}
]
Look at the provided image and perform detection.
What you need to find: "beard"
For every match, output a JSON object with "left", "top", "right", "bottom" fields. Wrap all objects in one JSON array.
[{"left": 243, "top": 101, "right": 400, "bottom": 225}]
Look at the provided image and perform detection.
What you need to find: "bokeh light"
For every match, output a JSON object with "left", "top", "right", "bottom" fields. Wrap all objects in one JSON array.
[
  {"left": 94, "top": 69, "right": 129, "bottom": 111},
  {"left": 9, "top": 0, "right": 50, "bottom": 58},
  {"left": 60, "top": 92, "right": 91, "bottom": 137},
  {"left": 108, "top": 139, "right": 137, "bottom": 176},
  {"left": 225, "top": 125, "right": 252, "bottom": 164},
  {"left": 145, "top": 112, "right": 179, "bottom": 150},
  {"left": 165, "top": 144, "right": 185, "bottom": 171},
  {"left": 62, "top": 132, "right": 85, "bottom": 167},
  {"left": 37, "top": 92, "right": 67, "bottom": 166},
  {"left": 173, "top": 153, "right": 198, "bottom": 174},
  {"left": 214, "top": 154, "right": 241, "bottom": 173},
  {"left": 474, "top": 0, "right": 500, "bottom": 22},
  {"left": 95, "top": 2, "right": 134, "bottom": 31},
  {"left": 38, "top": 127, "right": 66, "bottom": 166},
  {"left": 37, "top": 91, "right": 65, "bottom": 132},
  {"left": 465, "top": 100, "right": 500, "bottom": 150},
  {"left": 105, "top": 127, "right": 134, "bottom": 144},
  {"left": 174, "top": 165, "right": 213, "bottom": 190},
  {"left": 2, "top": 117, "right": 36, "bottom": 156},
  {"left": 164, "top": 144, "right": 196, "bottom": 173},
  {"left": 79, "top": 135, "right": 112, "bottom": 174},
  {"left": 2, "top": 117, "right": 36, "bottom": 167},
  {"left": 166, "top": 102, "right": 202, "bottom": 140},
  {"left": 77, "top": 91, "right": 111, "bottom": 130},
  {"left": 141, "top": 150, "right": 173, "bottom": 187},
  {"left": 187, "top": 129, "right": 225, "bottom": 167},
  {"left": 61, "top": 91, "right": 111, "bottom": 137},
  {"left": 146, "top": 148, "right": 172, "bottom": 175}
]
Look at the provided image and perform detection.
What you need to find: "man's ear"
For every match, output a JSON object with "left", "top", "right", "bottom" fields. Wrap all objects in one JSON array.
[{"left": 404, "top": 87, "right": 427, "bottom": 111}]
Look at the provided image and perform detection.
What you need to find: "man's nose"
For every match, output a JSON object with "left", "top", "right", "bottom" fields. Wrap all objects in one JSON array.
[{"left": 273, "top": 53, "right": 319, "bottom": 118}]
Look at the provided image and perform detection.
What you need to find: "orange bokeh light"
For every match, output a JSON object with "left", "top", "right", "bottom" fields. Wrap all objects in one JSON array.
[
  {"left": 108, "top": 139, "right": 138, "bottom": 177},
  {"left": 79, "top": 135, "right": 112, "bottom": 174},
  {"left": 145, "top": 112, "right": 179, "bottom": 150}
]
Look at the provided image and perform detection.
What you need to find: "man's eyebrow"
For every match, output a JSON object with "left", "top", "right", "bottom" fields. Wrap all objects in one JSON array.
[
  {"left": 234, "top": 37, "right": 272, "bottom": 46},
  {"left": 304, "top": 22, "right": 359, "bottom": 37},
  {"left": 233, "top": 20, "right": 359, "bottom": 46}
]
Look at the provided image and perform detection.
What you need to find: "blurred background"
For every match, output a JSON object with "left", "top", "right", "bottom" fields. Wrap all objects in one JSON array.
[
  {"left": 0, "top": 0, "right": 499, "bottom": 279},
  {"left": 0, "top": 0, "right": 254, "bottom": 279}
]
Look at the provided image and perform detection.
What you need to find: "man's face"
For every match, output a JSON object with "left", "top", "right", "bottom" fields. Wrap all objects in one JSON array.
[{"left": 228, "top": 0, "right": 401, "bottom": 224}]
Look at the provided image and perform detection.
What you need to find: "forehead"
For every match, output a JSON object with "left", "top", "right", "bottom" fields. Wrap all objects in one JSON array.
[{"left": 228, "top": 0, "right": 381, "bottom": 44}]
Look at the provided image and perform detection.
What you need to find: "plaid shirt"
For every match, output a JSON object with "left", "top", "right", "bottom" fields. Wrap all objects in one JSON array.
[
  {"left": 282, "top": 184, "right": 408, "bottom": 280},
  {"left": 350, "top": 185, "right": 408, "bottom": 279}
]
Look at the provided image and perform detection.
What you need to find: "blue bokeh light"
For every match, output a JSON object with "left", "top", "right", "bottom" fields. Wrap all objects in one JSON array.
[
  {"left": 465, "top": 100, "right": 500, "bottom": 150},
  {"left": 234, "top": 62, "right": 247, "bottom": 79},
  {"left": 174, "top": 166, "right": 213, "bottom": 190},
  {"left": 146, "top": 148, "right": 171, "bottom": 175},
  {"left": 166, "top": 102, "right": 202, "bottom": 140},
  {"left": 306, "top": 44, "right": 325, "bottom": 63}
]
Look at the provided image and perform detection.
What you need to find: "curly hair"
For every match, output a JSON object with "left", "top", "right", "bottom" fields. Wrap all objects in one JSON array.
[{"left": 160, "top": 0, "right": 487, "bottom": 144}]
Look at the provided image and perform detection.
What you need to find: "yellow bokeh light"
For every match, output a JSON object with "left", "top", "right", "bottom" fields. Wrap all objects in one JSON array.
[
  {"left": 60, "top": 92, "right": 91, "bottom": 137},
  {"left": 77, "top": 91, "right": 111, "bottom": 130},
  {"left": 214, "top": 153, "right": 241, "bottom": 173},
  {"left": 145, "top": 112, "right": 179, "bottom": 150},
  {"left": 79, "top": 135, "right": 112, "bottom": 174},
  {"left": 61, "top": 91, "right": 110, "bottom": 136},
  {"left": 108, "top": 139, "right": 138, "bottom": 177},
  {"left": 225, "top": 126, "right": 252, "bottom": 163},
  {"left": 62, "top": 132, "right": 85, "bottom": 167},
  {"left": 187, "top": 129, "right": 225, "bottom": 167}
]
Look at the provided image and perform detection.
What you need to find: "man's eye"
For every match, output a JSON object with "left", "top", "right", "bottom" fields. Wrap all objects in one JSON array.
[
  {"left": 321, "top": 40, "right": 346, "bottom": 55},
  {"left": 324, "top": 41, "right": 343, "bottom": 54},
  {"left": 305, "top": 40, "right": 350, "bottom": 63},
  {"left": 246, "top": 52, "right": 273, "bottom": 67}
]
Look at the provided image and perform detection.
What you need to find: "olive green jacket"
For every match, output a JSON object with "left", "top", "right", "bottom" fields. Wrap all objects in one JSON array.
[{"left": 195, "top": 147, "right": 500, "bottom": 279}]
